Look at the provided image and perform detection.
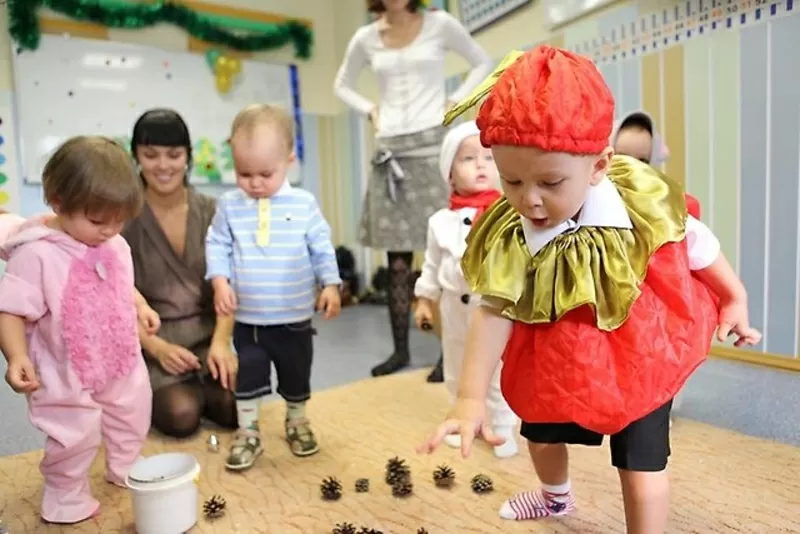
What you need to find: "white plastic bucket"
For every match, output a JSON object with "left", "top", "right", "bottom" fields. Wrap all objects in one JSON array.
[{"left": 126, "top": 453, "right": 201, "bottom": 534}]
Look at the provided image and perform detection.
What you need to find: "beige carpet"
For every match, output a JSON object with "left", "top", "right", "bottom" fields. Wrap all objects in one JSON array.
[{"left": 0, "top": 370, "right": 798, "bottom": 533}]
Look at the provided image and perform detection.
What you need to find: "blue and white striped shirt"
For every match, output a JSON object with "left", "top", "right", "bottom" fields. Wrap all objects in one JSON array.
[{"left": 205, "top": 183, "right": 341, "bottom": 326}]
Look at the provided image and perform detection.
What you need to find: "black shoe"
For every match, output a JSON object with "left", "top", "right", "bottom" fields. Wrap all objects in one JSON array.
[
  {"left": 371, "top": 352, "right": 410, "bottom": 376},
  {"left": 426, "top": 355, "right": 443, "bottom": 383}
]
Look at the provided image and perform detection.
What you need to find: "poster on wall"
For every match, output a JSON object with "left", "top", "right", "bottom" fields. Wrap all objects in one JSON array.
[
  {"left": 459, "top": 0, "right": 533, "bottom": 33},
  {"left": 0, "top": 91, "right": 22, "bottom": 215}
]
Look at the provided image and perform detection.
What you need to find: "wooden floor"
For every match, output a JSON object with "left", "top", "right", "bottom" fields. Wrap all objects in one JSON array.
[{"left": 0, "top": 370, "right": 798, "bottom": 534}]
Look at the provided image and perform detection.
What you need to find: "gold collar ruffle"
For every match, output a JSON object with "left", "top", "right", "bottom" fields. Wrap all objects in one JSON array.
[{"left": 461, "top": 156, "right": 688, "bottom": 331}]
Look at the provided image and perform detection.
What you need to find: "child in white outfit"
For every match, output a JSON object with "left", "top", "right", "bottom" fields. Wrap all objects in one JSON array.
[{"left": 414, "top": 121, "right": 519, "bottom": 458}]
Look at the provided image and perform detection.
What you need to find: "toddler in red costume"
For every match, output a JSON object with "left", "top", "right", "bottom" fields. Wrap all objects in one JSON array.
[{"left": 418, "top": 45, "right": 761, "bottom": 533}]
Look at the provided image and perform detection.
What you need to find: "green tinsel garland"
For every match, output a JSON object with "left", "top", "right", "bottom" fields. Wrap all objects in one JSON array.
[{"left": 8, "top": 0, "right": 313, "bottom": 58}]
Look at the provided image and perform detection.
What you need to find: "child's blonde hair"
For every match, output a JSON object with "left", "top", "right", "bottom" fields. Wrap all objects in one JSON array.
[
  {"left": 42, "top": 136, "right": 143, "bottom": 220},
  {"left": 230, "top": 104, "right": 294, "bottom": 152}
]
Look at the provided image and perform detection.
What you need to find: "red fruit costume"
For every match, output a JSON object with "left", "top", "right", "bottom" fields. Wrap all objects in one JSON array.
[{"left": 445, "top": 47, "right": 719, "bottom": 435}]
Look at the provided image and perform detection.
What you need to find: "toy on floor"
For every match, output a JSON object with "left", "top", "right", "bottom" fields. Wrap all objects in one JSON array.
[
  {"left": 470, "top": 474, "right": 494, "bottom": 494},
  {"left": 385, "top": 456, "right": 411, "bottom": 485},
  {"left": 206, "top": 433, "right": 220, "bottom": 453},
  {"left": 203, "top": 495, "right": 227, "bottom": 519},
  {"left": 432, "top": 464, "right": 455, "bottom": 488},
  {"left": 332, "top": 522, "right": 357, "bottom": 534},
  {"left": 355, "top": 478, "right": 370, "bottom": 493},
  {"left": 321, "top": 476, "right": 344, "bottom": 501},
  {"left": 391, "top": 478, "right": 413, "bottom": 498}
]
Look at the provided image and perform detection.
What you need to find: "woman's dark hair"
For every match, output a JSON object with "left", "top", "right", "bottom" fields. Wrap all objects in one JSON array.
[
  {"left": 130, "top": 108, "right": 193, "bottom": 184},
  {"left": 366, "top": 0, "right": 423, "bottom": 13}
]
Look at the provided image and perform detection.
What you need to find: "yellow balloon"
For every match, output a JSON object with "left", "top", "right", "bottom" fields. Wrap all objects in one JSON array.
[
  {"left": 0, "top": 191, "right": 8, "bottom": 205},
  {"left": 215, "top": 55, "right": 232, "bottom": 75},
  {"left": 215, "top": 74, "right": 233, "bottom": 94},
  {"left": 228, "top": 58, "right": 242, "bottom": 75}
]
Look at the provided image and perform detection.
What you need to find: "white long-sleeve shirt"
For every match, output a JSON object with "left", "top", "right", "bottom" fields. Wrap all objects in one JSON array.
[
  {"left": 334, "top": 10, "right": 494, "bottom": 138},
  {"left": 415, "top": 207, "right": 478, "bottom": 300}
]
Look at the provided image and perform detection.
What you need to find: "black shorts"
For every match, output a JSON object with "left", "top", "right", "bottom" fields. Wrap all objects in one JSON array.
[
  {"left": 520, "top": 400, "right": 672, "bottom": 472},
  {"left": 233, "top": 320, "right": 314, "bottom": 402}
]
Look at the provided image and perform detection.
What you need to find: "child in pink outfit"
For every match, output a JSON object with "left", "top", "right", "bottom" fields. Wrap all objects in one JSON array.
[{"left": 0, "top": 137, "right": 155, "bottom": 524}]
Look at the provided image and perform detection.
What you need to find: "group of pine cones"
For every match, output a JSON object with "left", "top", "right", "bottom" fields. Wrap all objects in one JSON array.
[
  {"left": 385, "top": 456, "right": 413, "bottom": 498},
  {"left": 332, "top": 525, "right": 430, "bottom": 534}
]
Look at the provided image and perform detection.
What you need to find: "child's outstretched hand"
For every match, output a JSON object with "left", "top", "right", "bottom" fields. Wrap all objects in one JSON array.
[
  {"left": 6, "top": 356, "right": 40, "bottom": 394},
  {"left": 717, "top": 299, "right": 762, "bottom": 346},
  {"left": 416, "top": 398, "right": 505, "bottom": 458},
  {"left": 317, "top": 285, "right": 341, "bottom": 320}
]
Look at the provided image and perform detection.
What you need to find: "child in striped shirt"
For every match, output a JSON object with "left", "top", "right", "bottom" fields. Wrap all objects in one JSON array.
[{"left": 206, "top": 104, "right": 342, "bottom": 471}]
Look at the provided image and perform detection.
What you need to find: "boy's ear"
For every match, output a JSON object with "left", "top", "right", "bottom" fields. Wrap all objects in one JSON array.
[
  {"left": 288, "top": 151, "right": 297, "bottom": 164},
  {"left": 589, "top": 147, "right": 614, "bottom": 185}
]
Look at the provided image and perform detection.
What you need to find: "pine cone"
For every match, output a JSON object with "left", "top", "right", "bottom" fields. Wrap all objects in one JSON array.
[
  {"left": 385, "top": 467, "right": 410, "bottom": 486},
  {"left": 417, "top": 529, "right": 430, "bottom": 534},
  {"left": 320, "top": 476, "right": 343, "bottom": 501},
  {"left": 385, "top": 456, "right": 408, "bottom": 480},
  {"left": 355, "top": 478, "right": 370, "bottom": 493},
  {"left": 202, "top": 494, "right": 227, "bottom": 519},
  {"left": 332, "top": 522, "right": 357, "bottom": 534},
  {"left": 432, "top": 464, "right": 455, "bottom": 488},
  {"left": 470, "top": 474, "right": 494, "bottom": 494},
  {"left": 391, "top": 478, "right": 413, "bottom": 498},
  {"left": 358, "top": 528, "right": 383, "bottom": 534}
]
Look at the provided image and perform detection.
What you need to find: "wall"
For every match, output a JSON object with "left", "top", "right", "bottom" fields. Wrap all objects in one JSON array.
[{"left": 0, "top": 0, "right": 359, "bottom": 243}]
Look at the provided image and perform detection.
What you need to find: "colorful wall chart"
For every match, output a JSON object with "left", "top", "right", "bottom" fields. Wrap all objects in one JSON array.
[{"left": 0, "top": 91, "right": 21, "bottom": 215}]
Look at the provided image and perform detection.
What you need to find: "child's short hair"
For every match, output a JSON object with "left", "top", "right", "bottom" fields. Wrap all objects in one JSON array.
[
  {"left": 42, "top": 136, "right": 143, "bottom": 220},
  {"left": 230, "top": 104, "right": 294, "bottom": 152}
]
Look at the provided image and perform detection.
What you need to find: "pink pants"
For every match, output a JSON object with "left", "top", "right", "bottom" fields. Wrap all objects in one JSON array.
[{"left": 28, "top": 357, "right": 152, "bottom": 524}]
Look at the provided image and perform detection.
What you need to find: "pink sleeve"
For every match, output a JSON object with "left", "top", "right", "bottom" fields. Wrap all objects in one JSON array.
[
  {"left": 0, "top": 214, "right": 26, "bottom": 261},
  {"left": 0, "top": 246, "right": 47, "bottom": 321}
]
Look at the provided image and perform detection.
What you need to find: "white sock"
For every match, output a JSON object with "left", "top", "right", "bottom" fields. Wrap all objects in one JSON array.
[
  {"left": 237, "top": 398, "right": 262, "bottom": 431},
  {"left": 541, "top": 480, "right": 571, "bottom": 495},
  {"left": 286, "top": 401, "right": 306, "bottom": 421},
  {"left": 492, "top": 425, "right": 519, "bottom": 458}
]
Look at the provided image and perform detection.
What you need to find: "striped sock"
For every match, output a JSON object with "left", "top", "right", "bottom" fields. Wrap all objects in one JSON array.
[{"left": 498, "top": 484, "right": 575, "bottom": 520}]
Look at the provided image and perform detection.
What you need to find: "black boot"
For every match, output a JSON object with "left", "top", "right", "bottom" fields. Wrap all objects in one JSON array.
[
  {"left": 426, "top": 352, "right": 444, "bottom": 382},
  {"left": 372, "top": 251, "right": 413, "bottom": 377}
]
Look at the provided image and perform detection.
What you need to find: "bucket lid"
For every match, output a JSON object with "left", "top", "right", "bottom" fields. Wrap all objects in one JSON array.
[{"left": 127, "top": 453, "right": 198, "bottom": 484}]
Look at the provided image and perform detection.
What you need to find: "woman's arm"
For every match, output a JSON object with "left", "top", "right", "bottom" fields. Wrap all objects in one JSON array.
[
  {"left": 210, "top": 313, "right": 234, "bottom": 349},
  {"left": 439, "top": 12, "right": 494, "bottom": 105},
  {"left": 333, "top": 27, "right": 377, "bottom": 116}
]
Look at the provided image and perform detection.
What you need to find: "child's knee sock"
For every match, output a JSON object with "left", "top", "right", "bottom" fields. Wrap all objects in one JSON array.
[
  {"left": 286, "top": 400, "right": 306, "bottom": 422},
  {"left": 236, "top": 398, "right": 262, "bottom": 432}
]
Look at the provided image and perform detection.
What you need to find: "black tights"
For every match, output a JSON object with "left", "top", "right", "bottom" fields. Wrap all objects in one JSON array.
[
  {"left": 371, "top": 251, "right": 414, "bottom": 376},
  {"left": 151, "top": 377, "right": 238, "bottom": 438},
  {"left": 387, "top": 251, "right": 414, "bottom": 355}
]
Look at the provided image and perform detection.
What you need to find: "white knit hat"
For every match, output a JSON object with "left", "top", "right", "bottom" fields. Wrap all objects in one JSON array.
[{"left": 439, "top": 120, "right": 481, "bottom": 182}]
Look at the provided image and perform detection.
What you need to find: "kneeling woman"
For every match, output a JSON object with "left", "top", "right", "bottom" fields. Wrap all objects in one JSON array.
[{"left": 123, "top": 109, "right": 239, "bottom": 437}]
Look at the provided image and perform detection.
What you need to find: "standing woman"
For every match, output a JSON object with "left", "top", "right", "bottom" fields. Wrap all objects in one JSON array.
[{"left": 334, "top": 0, "right": 494, "bottom": 377}]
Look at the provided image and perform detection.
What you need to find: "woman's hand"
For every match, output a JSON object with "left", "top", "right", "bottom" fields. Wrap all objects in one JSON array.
[
  {"left": 153, "top": 339, "right": 201, "bottom": 376},
  {"left": 207, "top": 340, "right": 238, "bottom": 391},
  {"left": 368, "top": 107, "right": 380, "bottom": 131}
]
